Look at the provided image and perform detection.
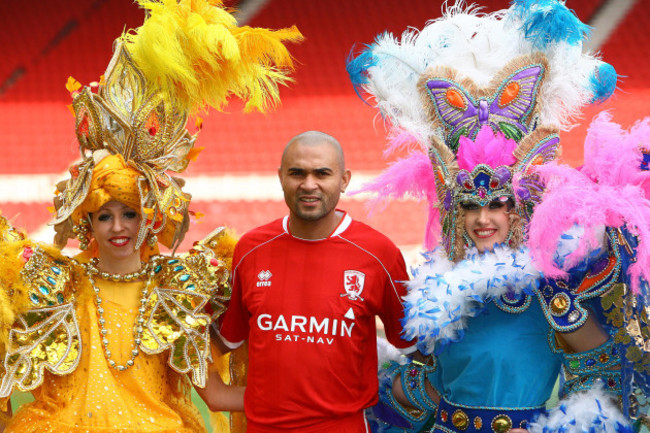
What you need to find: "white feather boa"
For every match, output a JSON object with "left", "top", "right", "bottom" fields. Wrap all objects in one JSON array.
[
  {"left": 530, "top": 385, "right": 631, "bottom": 433},
  {"left": 402, "top": 244, "right": 541, "bottom": 355}
]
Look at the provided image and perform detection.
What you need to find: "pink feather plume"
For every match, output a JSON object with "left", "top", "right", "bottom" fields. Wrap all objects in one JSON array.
[
  {"left": 528, "top": 112, "right": 650, "bottom": 294},
  {"left": 457, "top": 126, "right": 517, "bottom": 171},
  {"left": 351, "top": 150, "right": 440, "bottom": 250},
  {"left": 382, "top": 128, "right": 427, "bottom": 158}
]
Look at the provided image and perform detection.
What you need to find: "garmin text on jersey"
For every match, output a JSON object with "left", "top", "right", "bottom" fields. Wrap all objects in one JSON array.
[{"left": 257, "top": 313, "right": 355, "bottom": 345}]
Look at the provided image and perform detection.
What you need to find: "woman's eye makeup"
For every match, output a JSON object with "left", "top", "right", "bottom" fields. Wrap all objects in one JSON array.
[
  {"left": 460, "top": 202, "right": 479, "bottom": 211},
  {"left": 124, "top": 211, "right": 138, "bottom": 219},
  {"left": 97, "top": 213, "right": 111, "bottom": 222},
  {"left": 488, "top": 201, "right": 505, "bottom": 209}
]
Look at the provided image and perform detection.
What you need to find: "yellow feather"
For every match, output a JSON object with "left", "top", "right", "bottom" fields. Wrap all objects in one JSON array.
[{"left": 125, "top": 0, "right": 303, "bottom": 114}]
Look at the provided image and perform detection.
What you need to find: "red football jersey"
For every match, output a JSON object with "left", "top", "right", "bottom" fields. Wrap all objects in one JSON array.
[{"left": 219, "top": 212, "right": 414, "bottom": 432}]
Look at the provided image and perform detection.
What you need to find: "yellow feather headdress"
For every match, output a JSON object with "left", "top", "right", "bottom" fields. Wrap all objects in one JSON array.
[{"left": 52, "top": 0, "right": 303, "bottom": 252}]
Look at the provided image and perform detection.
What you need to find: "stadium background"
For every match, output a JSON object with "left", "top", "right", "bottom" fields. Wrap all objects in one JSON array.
[{"left": 0, "top": 0, "right": 648, "bottom": 428}]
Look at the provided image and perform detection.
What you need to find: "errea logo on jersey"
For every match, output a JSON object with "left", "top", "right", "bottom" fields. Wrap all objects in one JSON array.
[{"left": 257, "top": 270, "right": 272, "bottom": 287}]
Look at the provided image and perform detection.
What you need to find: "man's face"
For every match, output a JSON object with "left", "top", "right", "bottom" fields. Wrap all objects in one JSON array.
[{"left": 278, "top": 140, "right": 351, "bottom": 225}]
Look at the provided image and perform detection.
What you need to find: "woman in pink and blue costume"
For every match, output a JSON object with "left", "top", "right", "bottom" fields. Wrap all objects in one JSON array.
[{"left": 346, "top": 1, "right": 650, "bottom": 433}]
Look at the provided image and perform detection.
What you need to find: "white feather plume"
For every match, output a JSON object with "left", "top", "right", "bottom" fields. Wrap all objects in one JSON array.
[
  {"left": 361, "top": 3, "right": 605, "bottom": 138},
  {"left": 529, "top": 384, "right": 631, "bottom": 433}
]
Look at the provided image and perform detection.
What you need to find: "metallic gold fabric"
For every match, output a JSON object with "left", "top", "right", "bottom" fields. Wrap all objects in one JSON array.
[{"left": 6, "top": 279, "right": 207, "bottom": 432}]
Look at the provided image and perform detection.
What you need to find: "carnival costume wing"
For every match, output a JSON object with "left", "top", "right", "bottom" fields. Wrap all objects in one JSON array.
[
  {"left": 140, "top": 227, "right": 237, "bottom": 387},
  {"left": 0, "top": 223, "right": 81, "bottom": 399}
]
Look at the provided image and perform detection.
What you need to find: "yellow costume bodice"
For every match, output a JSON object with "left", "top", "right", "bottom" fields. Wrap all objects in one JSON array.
[{"left": 7, "top": 280, "right": 205, "bottom": 432}]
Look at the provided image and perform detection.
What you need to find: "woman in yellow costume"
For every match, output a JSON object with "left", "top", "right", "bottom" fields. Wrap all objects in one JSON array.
[{"left": 0, "top": 1, "right": 302, "bottom": 432}]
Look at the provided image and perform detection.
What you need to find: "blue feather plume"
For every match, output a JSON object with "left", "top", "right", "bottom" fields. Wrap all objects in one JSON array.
[
  {"left": 346, "top": 44, "right": 377, "bottom": 102},
  {"left": 511, "top": 0, "right": 591, "bottom": 49},
  {"left": 588, "top": 62, "right": 618, "bottom": 104}
]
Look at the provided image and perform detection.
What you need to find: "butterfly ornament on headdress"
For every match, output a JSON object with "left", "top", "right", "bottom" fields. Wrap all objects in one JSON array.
[{"left": 425, "top": 61, "right": 545, "bottom": 152}]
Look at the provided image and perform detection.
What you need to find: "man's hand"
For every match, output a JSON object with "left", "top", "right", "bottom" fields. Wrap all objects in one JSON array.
[{"left": 194, "top": 370, "right": 245, "bottom": 412}]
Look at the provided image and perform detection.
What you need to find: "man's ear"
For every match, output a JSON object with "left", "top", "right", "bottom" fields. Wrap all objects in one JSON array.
[{"left": 341, "top": 169, "right": 351, "bottom": 192}]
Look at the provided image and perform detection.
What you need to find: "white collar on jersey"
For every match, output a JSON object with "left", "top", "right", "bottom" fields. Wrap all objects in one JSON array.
[{"left": 283, "top": 210, "right": 352, "bottom": 240}]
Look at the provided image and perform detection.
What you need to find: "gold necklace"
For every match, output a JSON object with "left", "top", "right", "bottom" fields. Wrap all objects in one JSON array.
[
  {"left": 84, "top": 262, "right": 152, "bottom": 371},
  {"left": 87, "top": 258, "right": 149, "bottom": 282}
]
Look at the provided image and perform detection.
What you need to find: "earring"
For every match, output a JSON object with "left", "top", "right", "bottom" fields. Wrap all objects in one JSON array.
[
  {"left": 147, "top": 234, "right": 158, "bottom": 247},
  {"left": 463, "top": 231, "right": 474, "bottom": 247},
  {"left": 505, "top": 228, "right": 514, "bottom": 244},
  {"left": 74, "top": 217, "right": 90, "bottom": 250}
]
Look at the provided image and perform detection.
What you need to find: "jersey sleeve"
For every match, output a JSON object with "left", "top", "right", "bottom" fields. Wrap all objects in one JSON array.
[
  {"left": 217, "top": 244, "right": 250, "bottom": 350},
  {"left": 379, "top": 248, "right": 416, "bottom": 353}
]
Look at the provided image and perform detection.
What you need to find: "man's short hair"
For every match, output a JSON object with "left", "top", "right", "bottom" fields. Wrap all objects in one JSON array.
[{"left": 282, "top": 131, "right": 345, "bottom": 170}]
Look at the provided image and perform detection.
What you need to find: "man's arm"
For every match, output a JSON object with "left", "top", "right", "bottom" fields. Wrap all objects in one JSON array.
[{"left": 194, "top": 369, "right": 245, "bottom": 412}]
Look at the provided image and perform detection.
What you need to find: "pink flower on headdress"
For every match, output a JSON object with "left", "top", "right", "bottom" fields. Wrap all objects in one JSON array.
[
  {"left": 456, "top": 126, "right": 517, "bottom": 171},
  {"left": 22, "top": 246, "right": 33, "bottom": 262}
]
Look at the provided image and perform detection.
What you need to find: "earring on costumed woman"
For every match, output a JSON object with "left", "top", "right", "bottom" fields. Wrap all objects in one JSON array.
[
  {"left": 346, "top": 1, "right": 649, "bottom": 432},
  {"left": 0, "top": 1, "right": 302, "bottom": 432}
]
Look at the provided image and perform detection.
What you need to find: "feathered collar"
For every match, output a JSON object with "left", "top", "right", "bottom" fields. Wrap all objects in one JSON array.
[{"left": 401, "top": 244, "right": 541, "bottom": 355}]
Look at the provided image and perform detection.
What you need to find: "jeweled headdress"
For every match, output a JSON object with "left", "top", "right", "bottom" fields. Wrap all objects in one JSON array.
[
  {"left": 52, "top": 0, "right": 303, "bottom": 252},
  {"left": 347, "top": 0, "right": 616, "bottom": 260}
]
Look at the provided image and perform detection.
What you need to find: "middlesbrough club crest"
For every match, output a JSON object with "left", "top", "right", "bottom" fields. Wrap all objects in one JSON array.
[{"left": 341, "top": 270, "right": 365, "bottom": 301}]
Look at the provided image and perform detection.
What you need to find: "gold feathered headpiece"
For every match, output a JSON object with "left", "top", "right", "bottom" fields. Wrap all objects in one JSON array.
[{"left": 52, "top": 0, "right": 303, "bottom": 252}]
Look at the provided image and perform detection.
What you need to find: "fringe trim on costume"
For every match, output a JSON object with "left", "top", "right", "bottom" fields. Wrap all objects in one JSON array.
[{"left": 402, "top": 245, "right": 540, "bottom": 355}]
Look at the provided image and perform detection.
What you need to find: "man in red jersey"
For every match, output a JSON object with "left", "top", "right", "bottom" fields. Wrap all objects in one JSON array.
[{"left": 218, "top": 131, "right": 416, "bottom": 433}]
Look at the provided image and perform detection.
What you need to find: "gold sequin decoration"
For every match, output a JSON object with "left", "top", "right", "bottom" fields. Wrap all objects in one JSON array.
[
  {"left": 601, "top": 282, "right": 650, "bottom": 420},
  {"left": 491, "top": 414, "right": 513, "bottom": 433},
  {"left": 550, "top": 293, "right": 571, "bottom": 316},
  {"left": 139, "top": 232, "right": 231, "bottom": 387},
  {"left": 451, "top": 409, "right": 470, "bottom": 430},
  {"left": 0, "top": 248, "right": 81, "bottom": 397},
  {"left": 0, "top": 303, "right": 81, "bottom": 397},
  {"left": 20, "top": 247, "right": 71, "bottom": 307}
]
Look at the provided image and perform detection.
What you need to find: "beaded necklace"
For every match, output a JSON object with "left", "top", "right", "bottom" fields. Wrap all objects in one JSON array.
[
  {"left": 84, "top": 260, "right": 153, "bottom": 371},
  {"left": 87, "top": 257, "right": 149, "bottom": 282}
]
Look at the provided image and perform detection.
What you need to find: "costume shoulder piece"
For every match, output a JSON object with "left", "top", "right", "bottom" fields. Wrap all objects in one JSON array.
[
  {"left": 535, "top": 229, "right": 622, "bottom": 332},
  {"left": 139, "top": 227, "right": 237, "bottom": 387},
  {"left": 0, "top": 230, "right": 81, "bottom": 398}
]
